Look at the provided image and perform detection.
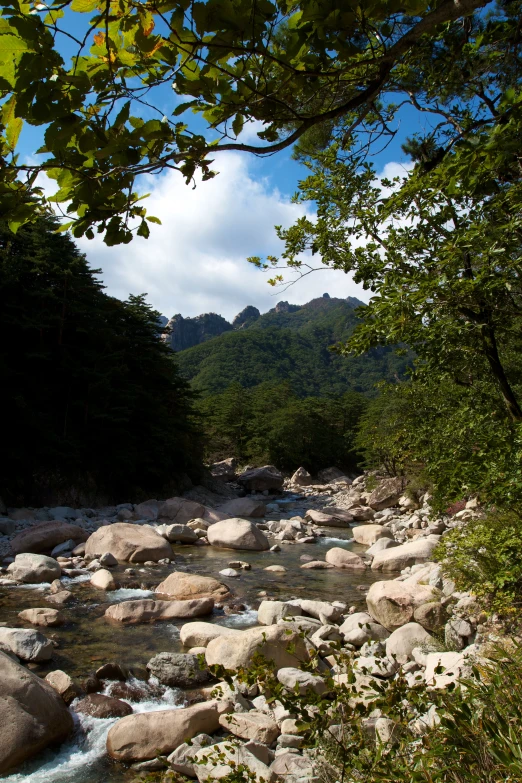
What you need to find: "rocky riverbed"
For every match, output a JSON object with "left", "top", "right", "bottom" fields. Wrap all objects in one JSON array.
[{"left": 0, "top": 466, "right": 486, "bottom": 782}]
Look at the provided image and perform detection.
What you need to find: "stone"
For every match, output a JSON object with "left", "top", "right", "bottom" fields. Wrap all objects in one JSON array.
[
  {"left": 180, "top": 622, "right": 242, "bottom": 648},
  {"left": 299, "top": 599, "right": 343, "bottom": 623},
  {"left": 219, "top": 711, "right": 280, "bottom": 744},
  {"left": 300, "top": 560, "right": 334, "bottom": 569},
  {"left": 264, "top": 565, "right": 286, "bottom": 572},
  {"left": 134, "top": 500, "right": 159, "bottom": 520},
  {"left": 354, "top": 655, "right": 398, "bottom": 679},
  {"left": 51, "top": 539, "right": 76, "bottom": 557},
  {"left": 237, "top": 465, "right": 284, "bottom": 493},
  {"left": 325, "top": 547, "right": 366, "bottom": 570},
  {"left": 277, "top": 667, "right": 327, "bottom": 695},
  {"left": 219, "top": 568, "right": 240, "bottom": 577},
  {"left": 96, "top": 662, "right": 127, "bottom": 681},
  {"left": 371, "top": 539, "right": 438, "bottom": 572},
  {"left": 18, "top": 608, "right": 63, "bottom": 627},
  {"left": 44, "top": 670, "right": 80, "bottom": 704},
  {"left": 339, "top": 611, "right": 373, "bottom": 634},
  {"left": 350, "top": 506, "right": 376, "bottom": 521},
  {"left": 0, "top": 518, "right": 16, "bottom": 535},
  {"left": 207, "top": 518, "right": 269, "bottom": 551},
  {"left": 157, "top": 497, "right": 206, "bottom": 524},
  {"left": 156, "top": 572, "right": 230, "bottom": 602},
  {"left": 194, "top": 742, "right": 277, "bottom": 782},
  {"left": 99, "top": 552, "right": 118, "bottom": 567},
  {"left": 10, "top": 521, "right": 88, "bottom": 555},
  {"left": 163, "top": 524, "right": 199, "bottom": 544},
  {"left": 105, "top": 598, "right": 214, "bottom": 624},
  {"left": 365, "top": 538, "right": 399, "bottom": 557},
  {"left": 146, "top": 652, "right": 209, "bottom": 687},
  {"left": 85, "top": 523, "right": 172, "bottom": 563},
  {"left": 46, "top": 590, "right": 73, "bottom": 605},
  {"left": 317, "top": 467, "right": 348, "bottom": 483},
  {"left": 0, "top": 651, "right": 73, "bottom": 774},
  {"left": 210, "top": 457, "right": 238, "bottom": 481},
  {"left": 76, "top": 693, "right": 133, "bottom": 719},
  {"left": 385, "top": 623, "right": 436, "bottom": 663},
  {"left": 106, "top": 701, "right": 223, "bottom": 762},
  {"left": 7, "top": 553, "right": 61, "bottom": 583},
  {"left": 290, "top": 467, "right": 313, "bottom": 486},
  {"left": 217, "top": 498, "right": 266, "bottom": 518},
  {"left": 167, "top": 734, "right": 214, "bottom": 776},
  {"left": 305, "top": 509, "right": 353, "bottom": 527},
  {"left": 270, "top": 751, "right": 315, "bottom": 778},
  {"left": 367, "top": 477, "right": 405, "bottom": 511},
  {"left": 424, "top": 651, "right": 472, "bottom": 689},
  {"left": 258, "top": 601, "right": 303, "bottom": 626},
  {"left": 0, "top": 628, "right": 53, "bottom": 662},
  {"left": 352, "top": 525, "right": 393, "bottom": 546},
  {"left": 413, "top": 602, "right": 447, "bottom": 631},
  {"left": 366, "top": 581, "right": 416, "bottom": 631},
  {"left": 206, "top": 625, "right": 309, "bottom": 671},
  {"left": 90, "top": 568, "right": 117, "bottom": 590}
]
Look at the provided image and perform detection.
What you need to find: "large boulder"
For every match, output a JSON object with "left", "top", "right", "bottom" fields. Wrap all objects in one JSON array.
[
  {"left": 317, "top": 467, "right": 349, "bottom": 484},
  {"left": 157, "top": 497, "right": 206, "bottom": 524},
  {"left": 10, "top": 520, "right": 88, "bottom": 555},
  {"left": 156, "top": 572, "right": 230, "bottom": 602},
  {"left": 205, "top": 624, "right": 309, "bottom": 671},
  {"left": 0, "top": 651, "right": 73, "bottom": 774},
  {"left": 7, "top": 553, "right": 61, "bottom": 583},
  {"left": 305, "top": 508, "right": 353, "bottom": 527},
  {"left": 90, "top": 568, "right": 117, "bottom": 590},
  {"left": 75, "top": 694, "right": 133, "bottom": 718},
  {"left": 160, "top": 524, "right": 199, "bottom": 544},
  {"left": 216, "top": 498, "right": 266, "bottom": 518},
  {"left": 367, "top": 581, "right": 440, "bottom": 631},
  {"left": 0, "top": 628, "right": 53, "bottom": 661},
  {"left": 424, "top": 651, "right": 472, "bottom": 689},
  {"left": 290, "top": 467, "right": 313, "bottom": 486},
  {"left": 106, "top": 701, "right": 223, "bottom": 762},
  {"left": 365, "top": 538, "right": 399, "bottom": 557},
  {"left": 352, "top": 525, "right": 393, "bottom": 546},
  {"left": 105, "top": 598, "right": 213, "bottom": 624},
  {"left": 325, "top": 547, "right": 366, "bottom": 570},
  {"left": 298, "top": 599, "right": 343, "bottom": 623},
  {"left": 194, "top": 742, "right": 277, "bottom": 782},
  {"left": 168, "top": 734, "right": 214, "bottom": 777},
  {"left": 210, "top": 458, "right": 237, "bottom": 482},
  {"left": 219, "top": 711, "right": 280, "bottom": 744},
  {"left": 367, "top": 477, "right": 405, "bottom": 511},
  {"left": 18, "top": 608, "right": 63, "bottom": 627},
  {"left": 257, "top": 600, "right": 302, "bottom": 626},
  {"left": 146, "top": 652, "right": 210, "bottom": 687},
  {"left": 180, "top": 622, "right": 243, "bottom": 648},
  {"left": 277, "top": 667, "right": 327, "bottom": 695},
  {"left": 237, "top": 465, "right": 284, "bottom": 493},
  {"left": 385, "top": 623, "right": 435, "bottom": 663},
  {"left": 371, "top": 540, "right": 438, "bottom": 572},
  {"left": 207, "top": 518, "right": 269, "bottom": 551},
  {"left": 85, "top": 523, "right": 172, "bottom": 563}
]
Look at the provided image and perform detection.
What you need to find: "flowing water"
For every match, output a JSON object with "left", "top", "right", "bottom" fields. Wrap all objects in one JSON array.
[{"left": 0, "top": 523, "right": 381, "bottom": 782}]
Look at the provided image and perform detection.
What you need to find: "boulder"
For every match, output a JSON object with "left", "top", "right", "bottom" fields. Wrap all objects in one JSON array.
[
  {"left": 305, "top": 509, "right": 353, "bottom": 527},
  {"left": 90, "top": 568, "right": 117, "bottom": 590},
  {"left": 105, "top": 598, "right": 214, "bottom": 624},
  {"left": 180, "top": 622, "right": 242, "bottom": 648},
  {"left": 300, "top": 560, "right": 334, "bottom": 569},
  {"left": 290, "top": 467, "right": 313, "bottom": 486},
  {"left": 168, "top": 734, "right": 214, "bottom": 776},
  {"left": 146, "top": 652, "right": 210, "bottom": 687},
  {"left": 85, "top": 523, "right": 172, "bottom": 563},
  {"left": 44, "top": 670, "right": 80, "bottom": 704},
  {"left": 371, "top": 539, "right": 438, "bottom": 572},
  {"left": 10, "top": 520, "right": 88, "bottom": 555},
  {"left": 0, "top": 651, "right": 73, "bottom": 774},
  {"left": 216, "top": 498, "right": 266, "bottom": 519},
  {"left": 277, "top": 667, "right": 327, "bottom": 695},
  {"left": 299, "top": 599, "right": 343, "bottom": 623},
  {"left": 339, "top": 611, "right": 373, "bottom": 635},
  {"left": 7, "top": 553, "right": 61, "bottom": 583},
  {"left": 157, "top": 497, "right": 206, "bottom": 524},
  {"left": 413, "top": 602, "right": 447, "bottom": 631},
  {"left": 133, "top": 500, "right": 159, "bottom": 520},
  {"left": 257, "top": 600, "right": 302, "bottom": 626},
  {"left": 317, "top": 467, "right": 348, "bottom": 483},
  {"left": 385, "top": 623, "right": 436, "bottom": 663},
  {"left": 366, "top": 581, "right": 415, "bottom": 631},
  {"left": 162, "top": 524, "right": 199, "bottom": 544},
  {"left": 156, "top": 572, "right": 230, "bottom": 602},
  {"left": 367, "top": 477, "right": 405, "bottom": 511},
  {"left": 270, "top": 752, "right": 315, "bottom": 778},
  {"left": 210, "top": 458, "right": 237, "bottom": 482},
  {"left": 365, "top": 538, "right": 399, "bottom": 557},
  {"left": 207, "top": 518, "right": 269, "bottom": 551},
  {"left": 194, "top": 742, "right": 277, "bottom": 782},
  {"left": 18, "top": 608, "right": 64, "bottom": 627},
  {"left": 0, "top": 518, "right": 16, "bottom": 535},
  {"left": 219, "top": 711, "right": 280, "bottom": 744},
  {"left": 237, "top": 465, "right": 284, "bottom": 493},
  {"left": 75, "top": 693, "right": 133, "bottom": 718},
  {"left": 424, "top": 651, "right": 472, "bottom": 689},
  {"left": 106, "top": 701, "right": 223, "bottom": 762},
  {"left": 352, "top": 525, "right": 393, "bottom": 546},
  {"left": 0, "top": 628, "right": 53, "bottom": 661},
  {"left": 206, "top": 625, "right": 309, "bottom": 671},
  {"left": 325, "top": 547, "right": 366, "bottom": 570}
]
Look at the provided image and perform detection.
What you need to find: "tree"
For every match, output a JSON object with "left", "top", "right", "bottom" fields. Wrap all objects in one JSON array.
[{"left": 0, "top": 0, "right": 497, "bottom": 243}]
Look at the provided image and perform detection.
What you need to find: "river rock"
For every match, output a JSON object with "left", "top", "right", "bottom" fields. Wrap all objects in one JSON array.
[
  {"left": 216, "top": 498, "right": 266, "bottom": 518},
  {"left": 0, "top": 651, "right": 74, "bottom": 774},
  {"left": 290, "top": 467, "right": 313, "bottom": 486},
  {"left": 156, "top": 572, "right": 230, "bottom": 601},
  {"left": 44, "top": 670, "right": 80, "bottom": 704},
  {"left": 365, "top": 538, "right": 399, "bottom": 556},
  {"left": 300, "top": 560, "right": 334, "bottom": 569},
  {"left": 414, "top": 601, "right": 447, "bottom": 631},
  {"left": 194, "top": 742, "right": 277, "bottom": 782},
  {"left": 146, "top": 652, "right": 210, "bottom": 687},
  {"left": 180, "top": 622, "right": 242, "bottom": 648},
  {"left": 367, "top": 477, "right": 405, "bottom": 511},
  {"left": 7, "top": 553, "right": 61, "bottom": 583},
  {"left": 207, "top": 518, "right": 269, "bottom": 551},
  {"left": 167, "top": 734, "right": 214, "bottom": 776},
  {"left": 206, "top": 624, "right": 309, "bottom": 671},
  {"left": 352, "top": 525, "right": 393, "bottom": 546},
  {"left": 106, "top": 701, "right": 223, "bottom": 762},
  {"left": 210, "top": 457, "right": 237, "bottom": 481},
  {"left": 237, "top": 465, "right": 284, "bottom": 492},
  {"left": 366, "top": 581, "right": 416, "bottom": 630},
  {"left": 161, "top": 524, "right": 199, "bottom": 544},
  {"left": 371, "top": 539, "right": 438, "bottom": 572},
  {"left": 0, "top": 518, "right": 16, "bottom": 535},
  {"left": 305, "top": 509, "right": 353, "bottom": 527},
  {"left": 76, "top": 693, "right": 133, "bottom": 718},
  {"left": 219, "top": 711, "right": 280, "bottom": 744},
  {"left": 90, "top": 568, "right": 117, "bottom": 590},
  {"left": 317, "top": 467, "right": 348, "bottom": 483},
  {"left": 385, "top": 623, "right": 436, "bottom": 663},
  {"left": 270, "top": 751, "right": 315, "bottom": 778},
  {"left": 157, "top": 497, "right": 206, "bottom": 524},
  {"left": 18, "top": 608, "right": 64, "bottom": 627},
  {"left": 325, "top": 547, "right": 366, "bottom": 569},
  {"left": 0, "top": 628, "right": 53, "bottom": 661},
  {"left": 10, "top": 521, "right": 89, "bottom": 555},
  {"left": 85, "top": 523, "right": 172, "bottom": 563},
  {"left": 424, "top": 651, "right": 472, "bottom": 689},
  {"left": 257, "top": 600, "right": 302, "bottom": 626},
  {"left": 277, "top": 667, "right": 327, "bottom": 695},
  {"left": 105, "top": 598, "right": 213, "bottom": 624},
  {"left": 298, "top": 599, "right": 343, "bottom": 623}
]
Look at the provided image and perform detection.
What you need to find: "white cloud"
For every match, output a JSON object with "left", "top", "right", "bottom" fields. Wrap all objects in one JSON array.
[{"left": 76, "top": 153, "right": 368, "bottom": 320}]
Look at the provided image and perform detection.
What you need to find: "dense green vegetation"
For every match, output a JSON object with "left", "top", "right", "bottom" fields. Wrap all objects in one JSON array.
[
  {"left": 198, "top": 381, "right": 367, "bottom": 473},
  {"left": 177, "top": 298, "right": 411, "bottom": 397},
  {"left": 0, "top": 218, "right": 201, "bottom": 505}
]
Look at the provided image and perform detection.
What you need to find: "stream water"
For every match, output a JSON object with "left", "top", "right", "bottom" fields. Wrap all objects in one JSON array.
[{"left": 0, "top": 526, "right": 381, "bottom": 783}]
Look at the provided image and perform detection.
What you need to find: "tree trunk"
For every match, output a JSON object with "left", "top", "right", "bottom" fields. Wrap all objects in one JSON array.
[{"left": 481, "top": 323, "right": 522, "bottom": 422}]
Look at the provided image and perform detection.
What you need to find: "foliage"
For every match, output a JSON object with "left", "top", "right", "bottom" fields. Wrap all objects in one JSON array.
[
  {"left": 0, "top": 0, "right": 493, "bottom": 242},
  {"left": 198, "top": 381, "right": 367, "bottom": 473},
  {"left": 436, "top": 509, "right": 522, "bottom": 615},
  {"left": 0, "top": 216, "right": 201, "bottom": 504}
]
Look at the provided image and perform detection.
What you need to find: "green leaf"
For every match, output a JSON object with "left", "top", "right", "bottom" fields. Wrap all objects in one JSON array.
[
  {"left": 232, "top": 113, "right": 244, "bottom": 137},
  {"left": 70, "top": 0, "right": 99, "bottom": 11}
]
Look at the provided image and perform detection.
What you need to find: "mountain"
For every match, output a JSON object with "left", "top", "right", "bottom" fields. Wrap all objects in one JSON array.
[{"left": 168, "top": 294, "right": 411, "bottom": 397}]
